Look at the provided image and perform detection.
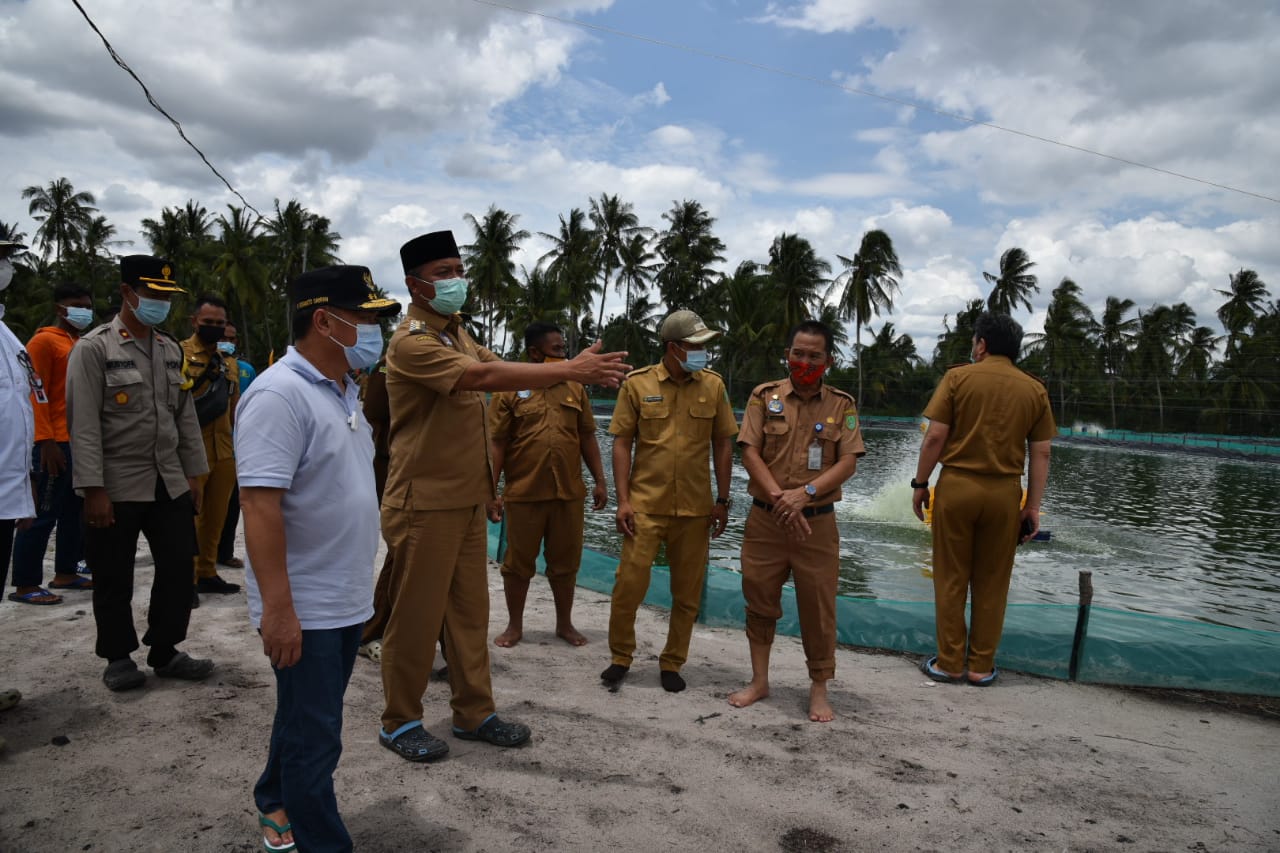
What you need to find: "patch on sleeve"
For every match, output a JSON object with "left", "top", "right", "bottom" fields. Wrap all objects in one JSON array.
[{"left": 845, "top": 412, "right": 859, "bottom": 431}]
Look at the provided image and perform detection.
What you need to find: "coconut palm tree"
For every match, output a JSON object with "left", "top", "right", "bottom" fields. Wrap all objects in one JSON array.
[
  {"left": 983, "top": 247, "right": 1039, "bottom": 315},
  {"left": 1216, "top": 269, "right": 1269, "bottom": 356},
  {"left": 654, "top": 199, "right": 725, "bottom": 311},
  {"left": 588, "top": 193, "right": 646, "bottom": 333},
  {"left": 1022, "top": 278, "right": 1095, "bottom": 422},
  {"left": 22, "top": 178, "right": 97, "bottom": 265},
  {"left": 213, "top": 206, "right": 268, "bottom": 359},
  {"left": 765, "top": 233, "right": 831, "bottom": 345},
  {"left": 539, "top": 208, "right": 600, "bottom": 354},
  {"left": 830, "top": 229, "right": 901, "bottom": 403},
  {"left": 464, "top": 206, "right": 529, "bottom": 349},
  {"left": 933, "top": 299, "right": 986, "bottom": 371},
  {"left": 614, "top": 232, "right": 658, "bottom": 356},
  {"left": 1095, "top": 296, "right": 1139, "bottom": 428},
  {"left": 858, "top": 322, "right": 922, "bottom": 410}
]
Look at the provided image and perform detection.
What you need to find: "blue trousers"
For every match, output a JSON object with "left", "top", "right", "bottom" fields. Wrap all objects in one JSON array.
[
  {"left": 12, "top": 442, "right": 83, "bottom": 586},
  {"left": 255, "top": 623, "right": 361, "bottom": 853}
]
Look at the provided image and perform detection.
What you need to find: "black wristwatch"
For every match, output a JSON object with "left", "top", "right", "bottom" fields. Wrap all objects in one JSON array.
[
  {"left": 910, "top": 478, "right": 930, "bottom": 489},
  {"left": 715, "top": 496, "right": 732, "bottom": 508}
]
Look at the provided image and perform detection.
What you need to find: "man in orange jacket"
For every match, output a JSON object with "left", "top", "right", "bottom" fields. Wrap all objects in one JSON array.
[{"left": 10, "top": 282, "right": 94, "bottom": 604}]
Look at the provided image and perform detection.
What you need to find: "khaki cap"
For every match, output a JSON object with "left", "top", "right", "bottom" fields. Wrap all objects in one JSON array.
[{"left": 660, "top": 309, "right": 721, "bottom": 344}]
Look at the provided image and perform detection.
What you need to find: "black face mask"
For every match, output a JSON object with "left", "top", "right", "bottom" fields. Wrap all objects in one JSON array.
[{"left": 197, "top": 324, "right": 224, "bottom": 345}]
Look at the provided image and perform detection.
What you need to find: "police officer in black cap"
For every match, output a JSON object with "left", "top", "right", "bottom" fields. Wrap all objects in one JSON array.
[{"left": 66, "top": 255, "right": 215, "bottom": 691}]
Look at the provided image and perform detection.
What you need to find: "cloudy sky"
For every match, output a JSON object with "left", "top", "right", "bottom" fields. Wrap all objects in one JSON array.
[{"left": 2, "top": 0, "right": 1277, "bottom": 357}]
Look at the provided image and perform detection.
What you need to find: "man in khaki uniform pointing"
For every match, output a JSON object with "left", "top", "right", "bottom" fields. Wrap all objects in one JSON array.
[{"left": 377, "top": 230, "right": 630, "bottom": 763}]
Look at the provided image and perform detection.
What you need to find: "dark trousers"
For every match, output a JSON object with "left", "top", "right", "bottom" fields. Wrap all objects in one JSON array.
[
  {"left": 12, "top": 442, "right": 83, "bottom": 586},
  {"left": 217, "top": 482, "right": 239, "bottom": 564},
  {"left": 0, "top": 518, "right": 14, "bottom": 591},
  {"left": 255, "top": 623, "right": 361, "bottom": 853},
  {"left": 86, "top": 481, "right": 197, "bottom": 666}
]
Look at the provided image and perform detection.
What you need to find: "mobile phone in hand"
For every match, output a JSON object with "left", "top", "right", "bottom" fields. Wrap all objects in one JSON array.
[{"left": 1017, "top": 517, "right": 1034, "bottom": 545}]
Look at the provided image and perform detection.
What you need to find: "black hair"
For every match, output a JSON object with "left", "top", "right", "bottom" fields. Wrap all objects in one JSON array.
[
  {"left": 53, "top": 282, "right": 91, "bottom": 302},
  {"left": 524, "top": 321, "right": 563, "bottom": 352},
  {"left": 785, "top": 320, "right": 834, "bottom": 355},
  {"left": 974, "top": 311, "right": 1023, "bottom": 359},
  {"left": 194, "top": 292, "right": 228, "bottom": 313}
]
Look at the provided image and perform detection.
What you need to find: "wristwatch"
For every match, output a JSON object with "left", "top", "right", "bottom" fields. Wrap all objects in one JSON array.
[
  {"left": 910, "top": 478, "right": 930, "bottom": 489},
  {"left": 804, "top": 484, "right": 817, "bottom": 499},
  {"left": 715, "top": 496, "right": 732, "bottom": 508}
]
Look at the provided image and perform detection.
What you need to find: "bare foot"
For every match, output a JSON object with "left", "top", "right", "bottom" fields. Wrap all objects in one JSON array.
[
  {"left": 727, "top": 681, "right": 769, "bottom": 708},
  {"left": 261, "top": 808, "right": 294, "bottom": 851},
  {"left": 556, "top": 624, "right": 589, "bottom": 646},
  {"left": 808, "top": 682, "right": 835, "bottom": 723},
  {"left": 494, "top": 625, "right": 522, "bottom": 648}
]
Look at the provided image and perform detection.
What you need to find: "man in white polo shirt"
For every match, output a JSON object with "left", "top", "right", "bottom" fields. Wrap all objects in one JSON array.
[{"left": 236, "top": 265, "right": 399, "bottom": 853}]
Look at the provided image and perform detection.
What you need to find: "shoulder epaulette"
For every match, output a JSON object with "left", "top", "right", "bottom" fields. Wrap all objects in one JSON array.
[
  {"left": 1020, "top": 368, "right": 1047, "bottom": 385},
  {"left": 751, "top": 379, "right": 784, "bottom": 396},
  {"left": 406, "top": 319, "right": 431, "bottom": 336},
  {"left": 700, "top": 367, "right": 723, "bottom": 379},
  {"left": 82, "top": 325, "right": 112, "bottom": 339},
  {"left": 826, "top": 385, "right": 856, "bottom": 403},
  {"left": 627, "top": 365, "right": 656, "bottom": 378},
  {"left": 946, "top": 361, "right": 972, "bottom": 371}
]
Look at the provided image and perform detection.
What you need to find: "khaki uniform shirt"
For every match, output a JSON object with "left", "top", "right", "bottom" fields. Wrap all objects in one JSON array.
[
  {"left": 382, "top": 304, "right": 500, "bottom": 511},
  {"left": 608, "top": 363, "right": 738, "bottom": 517},
  {"left": 180, "top": 334, "right": 239, "bottom": 462},
  {"left": 490, "top": 381, "right": 593, "bottom": 502},
  {"left": 67, "top": 316, "right": 209, "bottom": 501},
  {"left": 361, "top": 360, "right": 391, "bottom": 499},
  {"left": 923, "top": 355, "right": 1057, "bottom": 476},
  {"left": 739, "top": 379, "right": 866, "bottom": 505}
]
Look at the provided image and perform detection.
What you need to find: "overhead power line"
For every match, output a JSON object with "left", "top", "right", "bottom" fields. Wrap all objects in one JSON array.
[
  {"left": 470, "top": 0, "right": 1279, "bottom": 206},
  {"left": 70, "top": 0, "right": 262, "bottom": 217}
]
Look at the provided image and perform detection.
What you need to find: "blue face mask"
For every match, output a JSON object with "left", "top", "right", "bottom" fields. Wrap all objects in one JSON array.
[
  {"left": 216, "top": 341, "right": 236, "bottom": 356},
  {"left": 130, "top": 291, "right": 172, "bottom": 326},
  {"left": 423, "top": 277, "right": 468, "bottom": 316},
  {"left": 328, "top": 313, "right": 384, "bottom": 371},
  {"left": 677, "top": 345, "right": 708, "bottom": 373},
  {"left": 64, "top": 306, "right": 93, "bottom": 330}
]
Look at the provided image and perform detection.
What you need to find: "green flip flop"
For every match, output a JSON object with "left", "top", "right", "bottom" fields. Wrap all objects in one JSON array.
[{"left": 258, "top": 813, "right": 296, "bottom": 853}]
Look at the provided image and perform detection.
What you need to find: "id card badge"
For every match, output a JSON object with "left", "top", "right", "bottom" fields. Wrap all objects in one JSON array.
[{"left": 807, "top": 439, "right": 822, "bottom": 470}]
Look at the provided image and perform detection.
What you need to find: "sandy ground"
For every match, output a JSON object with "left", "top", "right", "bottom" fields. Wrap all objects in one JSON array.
[{"left": 1, "top": 536, "right": 1278, "bottom": 853}]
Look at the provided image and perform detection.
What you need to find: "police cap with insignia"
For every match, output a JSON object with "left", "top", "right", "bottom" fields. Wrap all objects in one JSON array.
[
  {"left": 400, "top": 230, "right": 460, "bottom": 274},
  {"left": 121, "top": 254, "right": 185, "bottom": 293},
  {"left": 291, "top": 265, "right": 401, "bottom": 317},
  {"left": 660, "top": 309, "right": 722, "bottom": 345}
]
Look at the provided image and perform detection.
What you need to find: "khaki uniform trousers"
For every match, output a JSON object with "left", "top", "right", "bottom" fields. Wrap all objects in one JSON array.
[
  {"left": 193, "top": 456, "right": 236, "bottom": 581},
  {"left": 380, "top": 504, "right": 494, "bottom": 732},
  {"left": 608, "top": 512, "right": 709, "bottom": 672},
  {"left": 740, "top": 504, "right": 840, "bottom": 681},
  {"left": 502, "top": 498, "right": 584, "bottom": 588},
  {"left": 930, "top": 468, "right": 1022, "bottom": 674},
  {"left": 361, "top": 550, "right": 396, "bottom": 645}
]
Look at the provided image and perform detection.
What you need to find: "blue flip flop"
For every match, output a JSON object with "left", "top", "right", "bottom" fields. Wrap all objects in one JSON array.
[
  {"left": 920, "top": 656, "right": 962, "bottom": 684},
  {"left": 8, "top": 588, "right": 63, "bottom": 605},
  {"left": 49, "top": 576, "right": 93, "bottom": 590},
  {"left": 967, "top": 667, "right": 999, "bottom": 687}
]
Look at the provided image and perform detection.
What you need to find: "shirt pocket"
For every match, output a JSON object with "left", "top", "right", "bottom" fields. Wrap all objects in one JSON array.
[
  {"left": 762, "top": 418, "right": 791, "bottom": 459},
  {"left": 817, "top": 428, "right": 842, "bottom": 467},
  {"left": 559, "top": 394, "right": 584, "bottom": 428},
  {"left": 638, "top": 400, "right": 671, "bottom": 442},
  {"left": 514, "top": 395, "right": 547, "bottom": 420},
  {"left": 103, "top": 368, "right": 145, "bottom": 414},
  {"left": 687, "top": 401, "right": 716, "bottom": 443}
]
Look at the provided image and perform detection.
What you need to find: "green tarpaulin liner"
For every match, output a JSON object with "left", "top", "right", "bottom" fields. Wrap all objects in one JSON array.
[{"left": 487, "top": 520, "right": 1280, "bottom": 697}]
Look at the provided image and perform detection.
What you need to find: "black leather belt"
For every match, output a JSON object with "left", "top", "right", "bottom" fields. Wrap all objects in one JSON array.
[{"left": 751, "top": 498, "right": 834, "bottom": 518}]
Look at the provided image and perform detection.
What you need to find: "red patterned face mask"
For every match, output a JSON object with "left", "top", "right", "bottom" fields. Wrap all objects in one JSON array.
[{"left": 788, "top": 360, "right": 827, "bottom": 386}]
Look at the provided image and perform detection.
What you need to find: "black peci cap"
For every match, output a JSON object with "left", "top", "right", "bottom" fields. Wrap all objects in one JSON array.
[{"left": 400, "top": 231, "right": 460, "bottom": 274}]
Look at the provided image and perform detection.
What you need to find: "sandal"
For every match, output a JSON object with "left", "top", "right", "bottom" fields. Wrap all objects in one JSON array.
[
  {"left": 380, "top": 721, "right": 450, "bottom": 762},
  {"left": 920, "top": 656, "right": 963, "bottom": 684},
  {"left": 0, "top": 688, "right": 20, "bottom": 712},
  {"left": 48, "top": 576, "right": 93, "bottom": 590},
  {"left": 452, "top": 714, "right": 531, "bottom": 747},
  {"left": 967, "top": 667, "right": 1000, "bottom": 687},
  {"left": 7, "top": 588, "right": 63, "bottom": 605},
  {"left": 258, "top": 813, "right": 296, "bottom": 853}
]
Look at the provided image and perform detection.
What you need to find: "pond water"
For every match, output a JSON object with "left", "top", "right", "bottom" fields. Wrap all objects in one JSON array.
[{"left": 581, "top": 425, "right": 1280, "bottom": 633}]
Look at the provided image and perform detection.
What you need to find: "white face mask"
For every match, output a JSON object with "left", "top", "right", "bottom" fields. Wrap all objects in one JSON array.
[{"left": 0, "top": 259, "right": 14, "bottom": 291}]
